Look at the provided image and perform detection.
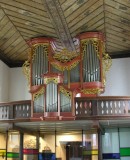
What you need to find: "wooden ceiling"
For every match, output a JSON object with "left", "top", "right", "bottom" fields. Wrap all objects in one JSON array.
[{"left": 0, "top": 0, "right": 130, "bottom": 67}]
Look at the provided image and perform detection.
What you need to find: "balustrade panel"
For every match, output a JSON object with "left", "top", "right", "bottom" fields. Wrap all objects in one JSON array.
[
  {"left": 75, "top": 100, "right": 92, "bottom": 116},
  {"left": 75, "top": 97, "right": 130, "bottom": 118},
  {"left": 98, "top": 100, "right": 130, "bottom": 115},
  {"left": 14, "top": 104, "right": 31, "bottom": 119},
  {"left": 0, "top": 106, "right": 13, "bottom": 120}
]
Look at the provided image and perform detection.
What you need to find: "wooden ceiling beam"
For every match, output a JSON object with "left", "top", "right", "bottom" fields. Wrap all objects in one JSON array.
[{"left": 42, "top": 0, "right": 76, "bottom": 51}]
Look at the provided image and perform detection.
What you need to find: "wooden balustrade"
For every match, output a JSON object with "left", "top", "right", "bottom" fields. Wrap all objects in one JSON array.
[
  {"left": 0, "top": 100, "right": 31, "bottom": 120},
  {"left": 0, "top": 97, "right": 130, "bottom": 121},
  {"left": 75, "top": 96, "right": 130, "bottom": 118}
]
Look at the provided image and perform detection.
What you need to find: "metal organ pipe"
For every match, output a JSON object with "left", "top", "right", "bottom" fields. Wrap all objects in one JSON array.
[
  {"left": 46, "top": 82, "right": 57, "bottom": 112},
  {"left": 83, "top": 41, "right": 101, "bottom": 82},
  {"left": 32, "top": 44, "right": 49, "bottom": 86}
]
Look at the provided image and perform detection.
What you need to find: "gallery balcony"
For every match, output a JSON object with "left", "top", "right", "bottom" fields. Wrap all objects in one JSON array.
[{"left": 0, "top": 96, "right": 130, "bottom": 121}]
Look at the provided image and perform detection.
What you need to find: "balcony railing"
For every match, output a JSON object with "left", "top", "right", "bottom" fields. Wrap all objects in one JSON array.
[
  {"left": 75, "top": 96, "right": 130, "bottom": 118},
  {"left": 0, "top": 97, "right": 130, "bottom": 121},
  {"left": 0, "top": 100, "right": 31, "bottom": 120}
]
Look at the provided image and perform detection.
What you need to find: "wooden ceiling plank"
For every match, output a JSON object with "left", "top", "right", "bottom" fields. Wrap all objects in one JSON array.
[
  {"left": 65, "top": 0, "right": 96, "bottom": 18},
  {"left": 13, "top": 51, "right": 28, "bottom": 60},
  {"left": 0, "top": 9, "right": 5, "bottom": 20},
  {"left": 105, "top": 17, "right": 130, "bottom": 34},
  {"left": 107, "top": 46, "right": 125, "bottom": 54},
  {"left": 12, "top": 21, "right": 56, "bottom": 37},
  {"left": 105, "top": 22, "right": 130, "bottom": 37},
  {"left": 106, "top": 41, "right": 128, "bottom": 51},
  {"left": 70, "top": 5, "right": 104, "bottom": 33},
  {"left": 105, "top": 9, "right": 130, "bottom": 25},
  {"left": 61, "top": 0, "right": 91, "bottom": 13},
  {"left": 20, "top": 32, "right": 36, "bottom": 39},
  {"left": 106, "top": 33, "right": 130, "bottom": 48},
  {"left": 32, "top": 0, "right": 43, "bottom": 4},
  {"left": 9, "top": 46, "right": 28, "bottom": 59},
  {"left": 107, "top": 39, "right": 130, "bottom": 50},
  {"left": 0, "top": 21, "right": 14, "bottom": 39},
  {"left": 7, "top": 41, "right": 28, "bottom": 56},
  {"left": 68, "top": 1, "right": 103, "bottom": 29},
  {"left": 9, "top": 16, "right": 55, "bottom": 34},
  {"left": 2, "top": 8, "right": 51, "bottom": 24},
  {"left": 0, "top": 0, "right": 48, "bottom": 17},
  {"left": 0, "top": 15, "right": 9, "bottom": 32},
  {"left": 113, "top": 0, "right": 130, "bottom": 8},
  {"left": 105, "top": 0, "right": 130, "bottom": 11},
  {"left": 106, "top": 28, "right": 130, "bottom": 43},
  {"left": 8, "top": 15, "right": 53, "bottom": 30},
  {"left": 5, "top": 37, "right": 25, "bottom": 51},
  {"left": 11, "top": 45, "right": 28, "bottom": 59},
  {"left": 60, "top": 0, "right": 66, "bottom": 5},
  {"left": 106, "top": 46, "right": 123, "bottom": 53},
  {"left": 14, "top": 0, "right": 46, "bottom": 11},
  {"left": 0, "top": 26, "right": 16, "bottom": 46},
  {"left": 65, "top": 0, "right": 101, "bottom": 23},
  {"left": 2, "top": 32, "right": 21, "bottom": 51},
  {"left": 86, "top": 18, "right": 104, "bottom": 31},
  {"left": 105, "top": 1, "right": 130, "bottom": 19},
  {"left": 71, "top": 23, "right": 105, "bottom": 37},
  {"left": 16, "top": 26, "right": 44, "bottom": 37},
  {"left": 61, "top": 0, "right": 76, "bottom": 11},
  {"left": 71, "top": 12, "right": 104, "bottom": 36}
]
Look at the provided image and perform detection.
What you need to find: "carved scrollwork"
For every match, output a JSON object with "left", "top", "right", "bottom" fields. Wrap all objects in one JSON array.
[
  {"left": 50, "top": 48, "right": 80, "bottom": 71},
  {"left": 81, "top": 88, "right": 103, "bottom": 94},
  {"left": 59, "top": 86, "right": 72, "bottom": 98},
  {"left": 22, "top": 49, "right": 31, "bottom": 86},
  {"left": 33, "top": 87, "right": 45, "bottom": 101},
  {"left": 102, "top": 43, "right": 112, "bottom": 85},
  {"left": 44, "top": 77, "right": 58, "bottom": 84}
]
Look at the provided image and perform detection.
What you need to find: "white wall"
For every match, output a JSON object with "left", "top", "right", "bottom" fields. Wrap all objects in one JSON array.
[
  {"left": 9, "top": 67, "right": 31, "bottom": 101},
  {"left": 0, "top": 60, "right": 9, "bottom": 102},
  {"left": 102, "top": 58, "right": 130, "bottom": 96}
]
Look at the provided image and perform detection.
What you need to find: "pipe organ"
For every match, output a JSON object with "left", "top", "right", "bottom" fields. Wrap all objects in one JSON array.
[{"left": 23, "top": 32, "right": 111, "bottom": 119}]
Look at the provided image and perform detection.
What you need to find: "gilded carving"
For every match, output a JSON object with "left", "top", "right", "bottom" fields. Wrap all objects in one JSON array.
[
  {"left": 33, "top": 87, "right": 45, "bottom": 101},
  {"left": 51, "top": 60, "right": 80, "bottom": 71},
  {"left": 22, "top": 49, "right": 31, "bottom": 86},
  {"left": 59, "top": 86, "right": 72, "bottom": 98},
  {"left": 50, "top": 48, "right": 80, "bottom": 71},
  {"left": 81, "top": 88, "right": 103, "bottom": 94},
  {"left": 53, "top": 48, "right": 78, "bottom": 62},
  {"left": 102, "top": 43, "right": 112, "bottom": 85},
  {"left": 44, "top": 77, "right": 58, "bottom": 84}
]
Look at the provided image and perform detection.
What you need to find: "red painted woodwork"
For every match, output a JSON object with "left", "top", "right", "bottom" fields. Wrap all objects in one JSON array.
[
  {"left": 44, "top": 112, "right": 59, "bottom": 120},
  {"left": 77, "top": 32, "right": 105, "bottom": 41},
  {"left": 30, "top": 85, "right": 43, "bottom": 93},
  {"left": 27, "top": 37, "right": 53, "bottom": 46}
]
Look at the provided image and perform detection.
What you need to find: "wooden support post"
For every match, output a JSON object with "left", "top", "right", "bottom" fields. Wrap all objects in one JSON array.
[
  {"left": 36, "top": 133, "right": 40, "bottom": 160},
  {"left": 19, "top": 132, "right": 24, "bottom": 160},
  {"left": 5, "top": 131, "right": 8, "bottom": 160}
]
